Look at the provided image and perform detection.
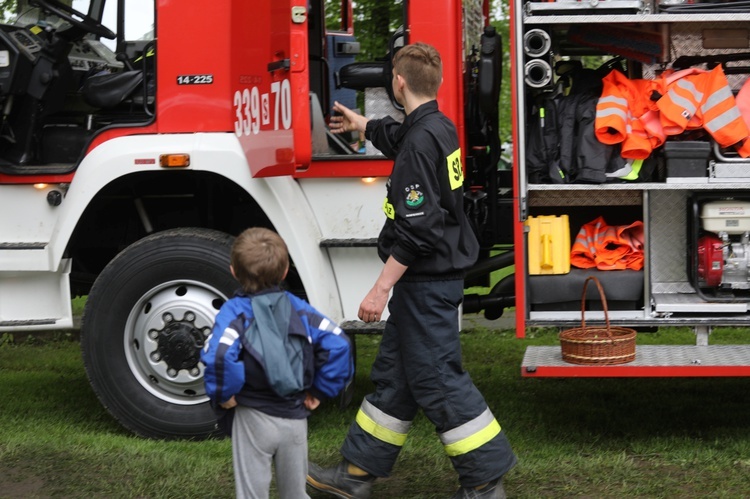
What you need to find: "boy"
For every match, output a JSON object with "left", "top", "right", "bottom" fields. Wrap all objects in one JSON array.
[{"left": 201, "top": 227, "right": 353, "bottom": 499}]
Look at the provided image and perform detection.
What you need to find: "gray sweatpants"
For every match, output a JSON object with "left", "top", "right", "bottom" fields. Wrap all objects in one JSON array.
[{"left": 232, "top": 406, "right": 310, "bottom": 499}]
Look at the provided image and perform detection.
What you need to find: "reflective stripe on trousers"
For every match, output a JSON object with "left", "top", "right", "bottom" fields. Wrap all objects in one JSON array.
[
  {"left": 355, "top": 398, "right": 411, "bottom": 447},
  {"left": 439, "top": 407, "right": 501, "bottom": 457}
]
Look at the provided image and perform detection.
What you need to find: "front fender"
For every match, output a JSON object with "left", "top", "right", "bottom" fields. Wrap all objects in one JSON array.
[{"left": 51, "top": 132, "right": 342, "bottom": 319}]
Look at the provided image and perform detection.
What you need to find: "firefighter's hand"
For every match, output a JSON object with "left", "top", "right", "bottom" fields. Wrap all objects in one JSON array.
[
  {"left": 358, "top": 285, "right": 388, "bottom": 323},
  {"left": 220, "top": 396, "right": 237, "bottom": 409},
  {"left": 330, "top": 101, "right": 368, "bottom": 134},
  {"left": 304, "top": 393, "right": 320, "bottom": 410},
  {"left": 358, "top": 257, "right": 406, "bottom": 322}
]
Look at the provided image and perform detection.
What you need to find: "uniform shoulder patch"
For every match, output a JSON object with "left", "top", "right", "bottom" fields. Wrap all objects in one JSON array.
[{"left": 404, "top": 184, "right": 425, "bottom": 209}]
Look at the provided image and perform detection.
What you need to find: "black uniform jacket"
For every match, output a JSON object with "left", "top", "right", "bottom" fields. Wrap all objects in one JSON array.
[{"left": 365, "top": 100, "right": 479, "bottom": 280}]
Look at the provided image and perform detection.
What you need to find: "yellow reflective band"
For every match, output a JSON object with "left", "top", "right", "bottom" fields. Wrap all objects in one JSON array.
[
  {"left": 383, "top": 197, "right": 395, "bottom": 219},
  {"left": 134, "top": 48, "right": 155, "bottom": 63},
  {"left": 621, "top": 159, "right": 643, "bottom": 181},
  {"left": 446, "top": 148, "right": 463, "bottom": 190},
  {"left": 443, "top": 419, "right": 501, "bottom": 457},
  {"left": 356, "top": 409, "right": 407, "bottom": 447}
]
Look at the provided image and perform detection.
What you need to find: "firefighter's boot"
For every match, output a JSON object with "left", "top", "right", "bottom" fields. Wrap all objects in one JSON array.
[
  {"left": 306, "top": 461, "right": 375, "bottom": 499},
  {"left": 450, "top": 477, "right": 506, "bottom": 499}
]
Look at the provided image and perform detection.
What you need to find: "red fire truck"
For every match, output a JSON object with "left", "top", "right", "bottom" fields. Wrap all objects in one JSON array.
[
  {"left": 0, "top": 0, "right": 508, "bottom": 438},
  {"left": 6, "top": 0, "right": 750, "bottom": 440}
]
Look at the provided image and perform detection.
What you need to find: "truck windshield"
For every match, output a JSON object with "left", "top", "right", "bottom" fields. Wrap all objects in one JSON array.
[
  {"left": 101, "top": 0, "right": 154, "bottom": 50},
  {"left": 5, "top": 0, "right": 153, "bottom": 51},
  {"left": 9, "top": 2, "right": 89, "bottom": 31}
]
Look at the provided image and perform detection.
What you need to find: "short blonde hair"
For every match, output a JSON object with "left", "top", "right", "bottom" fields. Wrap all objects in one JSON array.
[
  {"left": 393, "top": 42, "right": 442, "bottom": 98},
  {"left": 231, "top": 227, "right": 289, "bottom": 293}
]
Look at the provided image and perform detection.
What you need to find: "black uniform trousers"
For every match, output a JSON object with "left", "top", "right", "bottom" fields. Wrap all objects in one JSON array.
[{"left": 340, "top": 278, "right": 517, "bottom": 487}]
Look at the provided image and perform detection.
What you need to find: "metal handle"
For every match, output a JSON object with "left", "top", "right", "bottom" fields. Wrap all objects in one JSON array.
[{"left": 267, "top": 59, "right": 291, "bottom": 73}]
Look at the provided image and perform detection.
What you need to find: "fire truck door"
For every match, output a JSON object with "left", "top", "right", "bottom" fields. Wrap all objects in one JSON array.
[{"left": 233, "top": 1, "right": 311, "bottom": 177}]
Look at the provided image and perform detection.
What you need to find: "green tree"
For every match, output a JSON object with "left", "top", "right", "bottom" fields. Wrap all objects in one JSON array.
[
  {"left": 325, "top": 0, "right": 403, "bottom": 62},
  {"left": 490, "top": 0, "right": 512, "bottom": 143},
  {"left": 352, "top": 0, "right": 403, "bottom": 62},
  {"left": 1, "top": 0, "right": 20, "bottom": 22},
  {"left": 323, "top": 0, "right": 511, "bottom": 142}
]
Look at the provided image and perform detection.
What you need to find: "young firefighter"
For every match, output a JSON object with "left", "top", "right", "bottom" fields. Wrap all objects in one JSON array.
[
  {"left": 201, "top": 227, "right": 353, "bottom": 499},
  {"left": 306, "top": 43, "right": 517, "bottom": 499}
]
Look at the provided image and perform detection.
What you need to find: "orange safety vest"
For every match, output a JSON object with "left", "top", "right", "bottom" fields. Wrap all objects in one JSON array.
[
  {"left": 570, "top": 216, "right": 644, "bottom": 271},
  {"left": 658, "top": 65, "right": 750, "bottom": 157},
  {"left": 596, "top": 67, "right": 750, "bottom": 158},
  {"left": 595, "top": 70, "right": 664, "bottom": 159}
]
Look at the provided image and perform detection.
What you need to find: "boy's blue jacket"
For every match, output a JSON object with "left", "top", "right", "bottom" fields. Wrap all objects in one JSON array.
[{"left": 201, "top": 287, "right": 353, "bottom": 419}]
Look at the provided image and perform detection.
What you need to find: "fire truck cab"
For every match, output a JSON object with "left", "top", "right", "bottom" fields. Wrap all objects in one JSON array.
[{"left": 0, "top": 0, "right": 507, "bottom": 438}]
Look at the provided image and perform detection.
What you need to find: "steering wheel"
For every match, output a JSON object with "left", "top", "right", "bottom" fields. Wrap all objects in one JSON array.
[{"left": 30, "top": 0, "right": 116, "bottom": 40}]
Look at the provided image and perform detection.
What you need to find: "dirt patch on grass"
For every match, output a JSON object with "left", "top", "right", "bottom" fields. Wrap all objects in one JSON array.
[{"left": 0, "top": 466, "right": 49, "bottom": 499}]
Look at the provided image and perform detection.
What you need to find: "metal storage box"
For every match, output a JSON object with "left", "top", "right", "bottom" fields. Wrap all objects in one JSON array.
[{"left": 664, "top": 141, "right": 711, "bottom": 179}]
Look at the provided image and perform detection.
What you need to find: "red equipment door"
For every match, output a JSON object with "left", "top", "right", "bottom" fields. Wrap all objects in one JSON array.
[{"left": 231, "top": 0, "right": 312, "bottom": 177}]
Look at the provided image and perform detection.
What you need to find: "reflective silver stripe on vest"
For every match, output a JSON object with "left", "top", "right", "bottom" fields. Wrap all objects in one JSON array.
[
  {"left": 438, "top": 407, "right": 501, "bottom": 457},
  {"left": 702, "top": 86, "right": 732, "bottom": 114},
  {"left": 596, "top": 107, "right": 627, "bottom": 122},
  {"left": 675, "top": 78, "right": 704, "bottom": 103},
  {"left": 667, "top": 88, "right": 697, "bottom": 118},
  {"left": 704, "top": 107, "right": 742, "bottom": 134},
  {"left": 598, "top": 95, "right": 627, "bottom": 107}
]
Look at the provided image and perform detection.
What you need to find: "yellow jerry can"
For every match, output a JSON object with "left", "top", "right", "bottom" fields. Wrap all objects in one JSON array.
[{"left": 525, "top": 215, "right": 571, "bottom": 275}]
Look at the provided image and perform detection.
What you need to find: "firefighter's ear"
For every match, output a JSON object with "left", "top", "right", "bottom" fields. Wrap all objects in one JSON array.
[{"left": 395, "top": 74, "right": 406, "bottom": 93}]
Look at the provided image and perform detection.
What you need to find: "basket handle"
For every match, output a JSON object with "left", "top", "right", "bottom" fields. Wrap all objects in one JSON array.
[{"left": 580, "top": 276, "right": 611, "bottom": 338}]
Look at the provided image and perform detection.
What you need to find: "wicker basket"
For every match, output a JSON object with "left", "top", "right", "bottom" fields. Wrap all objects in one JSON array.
[{"left": 559, "top": 276, "right": 636, "bottom": 365}]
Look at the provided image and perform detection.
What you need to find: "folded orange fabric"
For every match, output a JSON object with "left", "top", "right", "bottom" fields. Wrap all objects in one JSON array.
[{"left": 570, "top": 216, "right": 644, "bottom": 271}]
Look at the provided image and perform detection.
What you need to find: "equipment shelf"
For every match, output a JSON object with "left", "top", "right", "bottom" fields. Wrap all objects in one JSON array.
[
  {"left": 524, "top": 14, "right": 750, "bottom": 26},
  {"left": 527, "top": 183, "right": 750, "bottom": 191}
]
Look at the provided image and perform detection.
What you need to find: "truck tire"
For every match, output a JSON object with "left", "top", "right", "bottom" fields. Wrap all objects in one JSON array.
[{"left": 81, "top": 227, "right": 237, "bottom": 439}]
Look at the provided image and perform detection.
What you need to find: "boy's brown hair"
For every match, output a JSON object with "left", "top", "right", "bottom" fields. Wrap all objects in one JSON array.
[
  {"left": 392, "top": 42, "right": 442, "bottom": 98},
  {"left": 231, "top": 227, "right": 289, "bottom": 293}
]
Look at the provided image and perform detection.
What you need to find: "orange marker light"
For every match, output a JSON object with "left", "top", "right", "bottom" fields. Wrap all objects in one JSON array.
[{"left": 159, "top": 154, "right": 191, "bottom": 168}]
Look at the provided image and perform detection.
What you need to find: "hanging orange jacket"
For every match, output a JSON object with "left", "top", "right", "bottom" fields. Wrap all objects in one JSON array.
[
  {"left": 570, "top": 216, "right": 644, "bottom": 271},
  {"left": 657, "top": 67, "right": 707, "bottom": 134},
  {"left": 658, "top": 65, "right": 750, "bottom": 157},
  {"left": 595, "top": 70, "right": 664, "bottom": 159}
]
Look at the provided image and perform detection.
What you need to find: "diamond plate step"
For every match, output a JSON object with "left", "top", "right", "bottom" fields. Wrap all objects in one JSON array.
[{"left": 522, "top": 345, "right": 750, "bottom": 377}]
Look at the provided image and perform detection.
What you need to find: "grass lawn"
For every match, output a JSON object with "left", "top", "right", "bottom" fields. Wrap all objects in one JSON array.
[{"left": 1, "top": 324, "right": 750, "bottom": 498}]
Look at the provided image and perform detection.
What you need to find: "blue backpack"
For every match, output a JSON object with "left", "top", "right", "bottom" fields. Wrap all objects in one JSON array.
[{"left": 242, "top": 291, "right": 306, "bottom": 397}]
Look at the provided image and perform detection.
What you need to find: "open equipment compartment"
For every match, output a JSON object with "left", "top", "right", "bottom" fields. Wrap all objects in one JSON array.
[{"left": 513, "top": 0, "right": 750, "bottom": 376}]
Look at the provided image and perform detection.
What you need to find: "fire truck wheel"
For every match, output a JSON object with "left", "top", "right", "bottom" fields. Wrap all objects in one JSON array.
[{"left": 81, "top": 227, "right": 237, "bottom": 439}]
